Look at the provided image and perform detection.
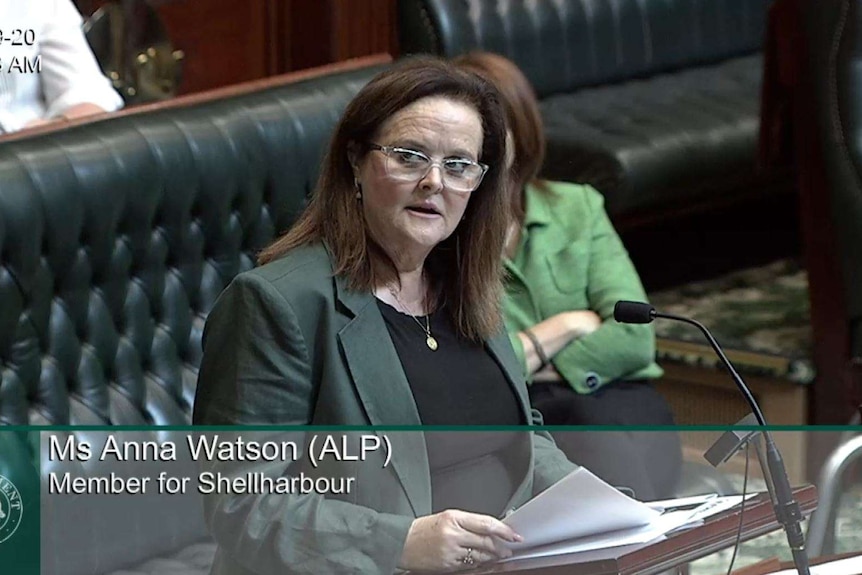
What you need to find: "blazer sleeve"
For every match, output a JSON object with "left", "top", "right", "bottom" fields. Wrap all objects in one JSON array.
[
  {"left": 551, "top": 190, "right": 659, "bottom": 392},
  {"left": 194, "top": 273, "right": 413, "bottom": 575}
]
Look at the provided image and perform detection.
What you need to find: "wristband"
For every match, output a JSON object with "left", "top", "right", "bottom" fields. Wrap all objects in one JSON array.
[{"left": 523, "top": 329, "right": 550, "bottom": 370}]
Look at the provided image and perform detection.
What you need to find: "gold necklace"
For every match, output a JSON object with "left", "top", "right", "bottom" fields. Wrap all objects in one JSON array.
[{"left": 388, "top": 286, "right": 438, "bottom": 351}]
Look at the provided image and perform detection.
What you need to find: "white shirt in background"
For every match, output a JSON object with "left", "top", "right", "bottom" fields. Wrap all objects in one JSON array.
[{"left": 0, "top": 0, "right": 124, "bottom": 133}]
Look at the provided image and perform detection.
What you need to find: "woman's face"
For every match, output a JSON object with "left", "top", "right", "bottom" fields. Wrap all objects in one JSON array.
[{"left": 353, "top": 96, "right": 484, "bottom": 265}]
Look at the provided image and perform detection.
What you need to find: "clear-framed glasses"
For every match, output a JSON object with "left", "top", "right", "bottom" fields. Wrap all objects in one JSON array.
[{"left": 368, "top": 143, "right": 489, "bottom": 192}]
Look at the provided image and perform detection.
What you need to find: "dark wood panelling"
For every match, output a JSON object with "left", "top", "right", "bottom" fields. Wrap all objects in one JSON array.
[
  {"left": 156, "top": 0, "right": 270, "bottom": 93},
  {"left": 332, "top": 0, "right": 398, "bottom": 61},
  {"left": 285, "top": 0, "right": 335, "bottom": 70},
  {"left": 77, "top": 0, "right": 277, "bottom": 94},
  {"left": 76, "top": 0, "right": 396, "bottom": 93},
  {"left": 288, "top": 0, "right": 398, "bottom": 71}
]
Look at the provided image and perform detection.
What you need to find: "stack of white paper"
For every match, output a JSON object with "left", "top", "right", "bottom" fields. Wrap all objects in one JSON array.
[
  {"left": 501, "top": 467, "right": 756, "bottom": 561},
  {"left": 503, "top": 467, "right": 662, "bottom": 550}
]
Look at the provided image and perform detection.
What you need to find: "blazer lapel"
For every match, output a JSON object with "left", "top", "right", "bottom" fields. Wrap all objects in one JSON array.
[
  {"left": 486, "top": 334, "right": 536, "bottom": 512},
  {"left": 485, "top": 334, "right": 532, "bottom": 422},
  {"left": 335, "top": 275, "right": 431, "bottom": 516}
]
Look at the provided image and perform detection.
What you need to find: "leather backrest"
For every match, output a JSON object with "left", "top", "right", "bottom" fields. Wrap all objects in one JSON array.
[
  {"left": 398, "top": 0, "right": 769, "bottom": 97},
  {"left": 0, "top": 62, "right": 388, "bottom": 427},
  {"left": 803, "top": 0, "right": 862, "bottom": 348},
  {"left": 800, "top": 0, "right": 862, "bottom": 357}
]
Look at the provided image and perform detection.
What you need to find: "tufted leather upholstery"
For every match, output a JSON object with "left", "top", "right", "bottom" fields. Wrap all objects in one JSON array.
[
  {"left": 803, "top": 0, "right": 862, "bottom": 358},
  {"left": 0, "top": 57, "right": 389, "bottom": 575},
  {"left": 0, "top": 61, "right": 387, "bottom": 428},
  {"left": 398, "top": 0, "right": 767, "bottom": 98},
  {"left": 539, "top": 53, "right": 764, "bottom": 216},
  {"left": 397, "top": 0, "right": 786, "bottom": 222}
]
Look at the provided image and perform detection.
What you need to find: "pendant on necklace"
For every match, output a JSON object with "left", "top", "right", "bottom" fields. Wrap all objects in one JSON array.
[{"left": 426, "top": 335, "right": 439, "bottom": 351}]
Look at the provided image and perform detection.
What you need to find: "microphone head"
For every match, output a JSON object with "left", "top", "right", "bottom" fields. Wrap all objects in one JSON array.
[{"left": 614, "top": 301, "right": 656, "bottom": 324}]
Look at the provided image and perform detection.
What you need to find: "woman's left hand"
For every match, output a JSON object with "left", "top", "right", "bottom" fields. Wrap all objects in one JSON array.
[{"left": 398, "top": 509, "right": 522, "bottom": 571}]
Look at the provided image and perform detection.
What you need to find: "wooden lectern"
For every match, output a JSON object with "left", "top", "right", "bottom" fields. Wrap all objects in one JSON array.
[{"left": 469, "top": 486, "right": 818, "bottom": 575}]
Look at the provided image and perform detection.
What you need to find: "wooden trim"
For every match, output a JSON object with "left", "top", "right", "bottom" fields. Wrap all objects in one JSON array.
[
  {"left": 0, "top": 53, "right": 392, "bottom": 144},
  {"left": 658, "top": 362, "right": 809, "bottom": 481},
  {"left": 658, "top": 362, "right": 809, "bottom": 417},
  {"left": 731, "top": 558, "right": 783, "bottom": 575},
  {"left": 656, "top": 338, "right": 801, "bottom": 375}
]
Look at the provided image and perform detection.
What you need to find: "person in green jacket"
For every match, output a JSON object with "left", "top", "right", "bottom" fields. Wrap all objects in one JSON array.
[
  {"left": 456, "top": 52, "right": 681, "bottom": 501},
  {"left": 194, "top": 56, "right": 577, "bottom": 575}
]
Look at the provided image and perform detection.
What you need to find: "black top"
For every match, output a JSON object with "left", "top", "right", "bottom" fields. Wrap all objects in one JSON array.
[{"left": 377, "top": 299, "right": 526, "bottom": 516}]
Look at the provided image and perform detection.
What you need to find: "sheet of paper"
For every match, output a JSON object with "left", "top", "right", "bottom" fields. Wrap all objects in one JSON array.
[
  {"left": 504, "top": 510, "right": 697, "bottom": 561},
  {"left": 685, "top": 493, "right": 760, "bottom": 522},
  {"left": 501, "top": 490, "right": 762, "bottom": 562},
  {"left": 505, "top": 486, "right": 757, "bottom": 561},
  {"left": 502, "top": 467, "right": 662, "bottom": 550},
  {"left": 647, "top": 493, "right": 719, "bottom": 512}
]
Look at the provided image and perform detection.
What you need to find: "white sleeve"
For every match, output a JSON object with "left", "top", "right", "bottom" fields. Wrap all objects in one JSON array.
[{"left": 40, "top": 0, "right": 124, "bottom": 117}]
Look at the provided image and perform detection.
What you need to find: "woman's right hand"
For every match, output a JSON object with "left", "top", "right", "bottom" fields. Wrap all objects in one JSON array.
[{"left": 398, "top": 509, "right": 523, "bottom": 572}]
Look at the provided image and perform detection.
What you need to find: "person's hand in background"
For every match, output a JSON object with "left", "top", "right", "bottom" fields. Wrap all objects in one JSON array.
[
  {"left": 518, "top": 310, "right": 603, "bottom": 374},
  {"left": 0, "top": 0, "right": 123, "bottom": 134},
  {"left": 20, "top": 103, "right": 110, "bottom": 132},
  {"left": 564, "top": 310, "right": 602, "bottom": 338}
]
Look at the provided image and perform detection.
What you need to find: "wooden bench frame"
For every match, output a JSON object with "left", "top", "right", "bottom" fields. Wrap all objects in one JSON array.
[{"left": 657, "top": 361, "right": 809, "bottom": 484}]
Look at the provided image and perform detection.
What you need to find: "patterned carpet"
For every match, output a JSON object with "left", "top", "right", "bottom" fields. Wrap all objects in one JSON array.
[{"left": 649, "top": 259, "right": 815, "bottom": 385}]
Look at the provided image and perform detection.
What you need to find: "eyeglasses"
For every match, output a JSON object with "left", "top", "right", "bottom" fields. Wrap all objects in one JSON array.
[{"left": 368, "top": 143, "right": 489, "bottom": 192}]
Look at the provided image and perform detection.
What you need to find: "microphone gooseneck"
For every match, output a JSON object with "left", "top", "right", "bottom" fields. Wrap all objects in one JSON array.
[
  {"left": 614, "top": 300, "right": 811, "bottom": 575},
  {"left": 655, "top": 310, "right": 767, "bottom": 427}
]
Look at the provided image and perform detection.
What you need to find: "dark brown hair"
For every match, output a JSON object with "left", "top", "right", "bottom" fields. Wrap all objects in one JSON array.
[
  {"left": 453, "top": 52, "right": 547, "bottom": 225},
  {"left": 257, "top": 56, "right": 510, "bottom": 341}
]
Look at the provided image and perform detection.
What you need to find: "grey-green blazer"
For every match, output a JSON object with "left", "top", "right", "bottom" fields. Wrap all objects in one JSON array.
[{"left": 194, "top": 243, "right": 576, "bottom": 575}]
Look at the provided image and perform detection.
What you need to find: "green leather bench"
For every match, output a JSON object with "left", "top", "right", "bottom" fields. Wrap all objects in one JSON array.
[
  {"left": 397, "top": 0, "right": 791, "bottom": 227},
  {"left": 0, "top": 55, "right": 390, "bottom": 575}
]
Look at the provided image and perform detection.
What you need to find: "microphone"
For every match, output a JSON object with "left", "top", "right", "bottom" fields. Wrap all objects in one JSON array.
[
  {"left": 614, "top": 301, "right": 811, "bottom": 575},
  {"left": 612, "top": 300, "right": 656, "bottom": 324}
]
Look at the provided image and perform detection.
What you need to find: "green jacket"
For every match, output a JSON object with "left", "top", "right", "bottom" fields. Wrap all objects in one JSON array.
[
  {"left": 503, "top": 181, "right": 663, "bottom": 393},
  {"left": 194, "top": 243, "right": 576, "bottom": 575}
]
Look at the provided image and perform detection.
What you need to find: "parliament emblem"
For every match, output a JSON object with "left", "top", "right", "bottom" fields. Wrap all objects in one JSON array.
[{"left": 0, "top": 475, "right": 22, "bottom": 544}]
